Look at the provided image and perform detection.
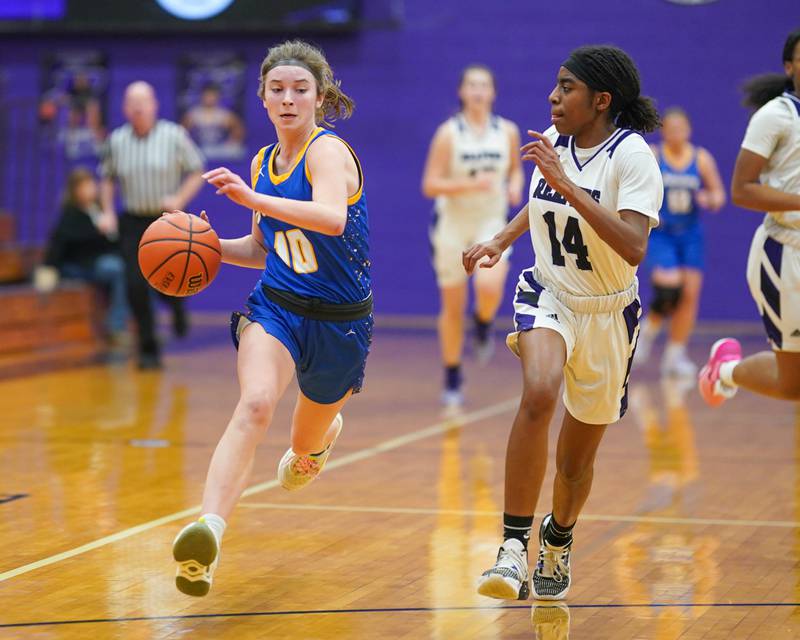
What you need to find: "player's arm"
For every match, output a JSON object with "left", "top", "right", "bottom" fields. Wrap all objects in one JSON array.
[
  {"left": 463, "top": 203, "right": 529, "bottom": 274},
  {"left": 218, "top": 213, "right": 269, "bottom": 269},
  {"left": 696, "top": 147, "right": 726, "bottom": 212},
  {"left": 505, "top": 121, "right": 525, "bottom": 206},
  {"left": 213, "top": 153, "right": 270, "bottom": 268},
  {"left": 421, "top": 124, "right": 493, "bottom": 197},
  {"left": 731, "top": 148, "right": 800, "bottom": 212},
  {"left": 522, "top": 130, "right": 651, "bottom": 266},
  {"left": 204, "top": 137, "right": 351, "bottom": 236}
]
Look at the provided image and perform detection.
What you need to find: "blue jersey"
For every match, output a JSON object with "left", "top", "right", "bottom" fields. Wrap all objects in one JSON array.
[
  {"left": 657, "top": 145, "right": 702, "bottom": 231},
  {"left": 252, "top": 127, "right": 370, "bottom": 304}
]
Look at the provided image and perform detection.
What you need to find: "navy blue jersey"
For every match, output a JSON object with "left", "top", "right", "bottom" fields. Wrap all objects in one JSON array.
[{"left": 251, "top": 127, "right": 370, "bottom": 304}]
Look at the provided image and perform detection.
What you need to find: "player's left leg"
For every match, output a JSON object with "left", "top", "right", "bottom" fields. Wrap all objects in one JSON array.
[
  {"left": 472, "top": 257, "right": 509, "bottom": 365},
  {"left": 662, "top": 268, "right": 702, "bottom": 377},
  {"left": 278, "top": 390, "right": 352, "bottom": 491},
  {"left": 532, "top": 411, "right": 606, "bottom": 600}
]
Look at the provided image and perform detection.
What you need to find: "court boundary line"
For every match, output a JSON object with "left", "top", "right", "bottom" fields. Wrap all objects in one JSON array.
[
  {"left": 237, "top": 502, "right": 800, "bottom": 529},
  {"left": 0, "top": 398, "right": 519, "bottom": 584},
  {"left": 2, "top": 601, "right": 799, "bottom": 629}
]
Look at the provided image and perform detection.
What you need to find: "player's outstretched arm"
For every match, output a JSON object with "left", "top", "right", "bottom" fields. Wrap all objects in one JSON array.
[
  {"left": 463, "top": 203, "right": 529, "bottom": 274},
  {"left": 204, "top": 137, "right": 353, "bottom": 236}
]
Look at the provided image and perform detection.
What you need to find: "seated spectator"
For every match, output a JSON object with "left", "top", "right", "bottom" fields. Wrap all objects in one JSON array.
[{"left": 35, "top": 167, "right": 130, "bottom": 347}]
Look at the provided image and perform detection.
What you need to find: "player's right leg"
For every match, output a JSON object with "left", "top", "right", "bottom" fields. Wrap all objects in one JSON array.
[
  {"left": 431, "top": 215, "right": 470, "bottom": 410},
  {"left": 173, "top": 323, "right": 295, "bottom": 596},
  {"left": 477, "top": 327, "right": 567, "bottom": 600},
  {"left": 438, "top": 283, "right": 468, "bottom": 410}
]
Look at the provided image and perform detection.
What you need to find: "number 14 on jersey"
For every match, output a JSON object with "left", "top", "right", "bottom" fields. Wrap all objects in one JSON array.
[{"left": 543, "top": 210, "right": 593, "bottom": 271}]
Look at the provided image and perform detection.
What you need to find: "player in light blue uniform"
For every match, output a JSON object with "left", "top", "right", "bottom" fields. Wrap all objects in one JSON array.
[
  {"left": 635, "top": 108, "right": 725, "bottom": 376},
  {"left": 171, "top": 40, "right": 371, "bottom": 597}
]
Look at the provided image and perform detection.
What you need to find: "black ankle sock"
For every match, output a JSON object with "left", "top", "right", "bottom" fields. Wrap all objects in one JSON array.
[
  {"left": 444, "top": 365, "right": 462, "bottom": 391},
  {"left": 503, "top": 513, "right": 534, "bottom": 550},
  {"left": 474, "top": 315, "right": 491, "bottom": 343},
  {"left": 543, "top": 515, "right": 574, "bottom": 547}
]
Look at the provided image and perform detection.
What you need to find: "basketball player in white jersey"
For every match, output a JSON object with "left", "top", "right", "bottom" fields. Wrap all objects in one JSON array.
[
  {"left": 464, "top": 45, "right": 663, "bottom": 601},
  {"left": 422, "top": 64, "right": 524, "bottom": 409},
  {"left": 699, "top": 29, "right": 800, "bottom": 405}
]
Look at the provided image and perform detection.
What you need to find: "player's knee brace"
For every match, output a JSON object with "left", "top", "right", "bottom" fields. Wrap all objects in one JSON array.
[{"left": 650, "top": 284, "right": 682, "bottom": 316}]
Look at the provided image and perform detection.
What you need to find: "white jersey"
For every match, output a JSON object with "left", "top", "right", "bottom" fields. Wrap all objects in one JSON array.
[
  {"left": 741, "top": 92, "right": 800, "bottom": 238},
  {"left": 435, "top": 114, "right": 511, "bottom": 221},
  {"left": 527, "top": 126, "right": 662, "bottom": 297}
]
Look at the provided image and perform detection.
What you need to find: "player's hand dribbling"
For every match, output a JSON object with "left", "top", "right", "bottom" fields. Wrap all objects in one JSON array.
[
  {"left": 203, "top": 167, "right": 256, "bottom": 208},
  {"left": 521, "top": 130, "right": 571, "bottom": 193},
  {"left": 462, "top": 238, "right": 504, "bottom": 275}
]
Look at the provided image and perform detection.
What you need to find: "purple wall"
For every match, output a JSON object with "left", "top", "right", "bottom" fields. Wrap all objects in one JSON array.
[{"left": 1, "top": 0, "right": 794, "bottom": 319}]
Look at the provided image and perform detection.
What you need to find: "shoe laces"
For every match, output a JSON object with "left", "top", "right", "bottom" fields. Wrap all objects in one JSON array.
[
  {"left": 493, "top": 543, "right": 527, "bottom": 577},
  {"left": 537, "top": 543, "right": 569, "bottom": 582},
  {"left": 291, "top": 455, "right": 320, "bottom": 477}
]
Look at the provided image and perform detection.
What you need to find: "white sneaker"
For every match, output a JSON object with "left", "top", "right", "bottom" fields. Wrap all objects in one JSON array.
[
  {"left": 278, "top": 413, "right": 343, "bottom": 491},
  {"left": 661, "top": 351, "right": 697, "bottom": 378},
  {"left": 532, "top": 515, "right": 572, "bottom": 601},
  {"left": 477, "top": 538, "right": 530, "bottom": 600},
  {"left": 173, "top": 519, "right": 219, "bottom": 597},
  {"left": 441, "top": 388, "right": 464, "bottom": 416}
]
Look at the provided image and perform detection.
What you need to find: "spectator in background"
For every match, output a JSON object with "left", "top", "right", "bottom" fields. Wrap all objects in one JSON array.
[
  {"left": 181, "top": 83, "right": 245, "bottom": 160},
  {"left": 35, "top": 167, "right": 129, "bottom": 346},
  {"left": 98, "top": 81, "right": 205, "bottom": 370}
]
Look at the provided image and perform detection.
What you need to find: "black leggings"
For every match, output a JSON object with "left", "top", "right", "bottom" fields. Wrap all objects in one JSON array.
[{"left": 119, "top": 213, "right": 185, "bottom": 356}]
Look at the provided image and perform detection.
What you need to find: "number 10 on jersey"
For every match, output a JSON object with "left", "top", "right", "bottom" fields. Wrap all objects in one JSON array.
[{"left": 274, "top": 229, "right": 319, "bottom": 274}]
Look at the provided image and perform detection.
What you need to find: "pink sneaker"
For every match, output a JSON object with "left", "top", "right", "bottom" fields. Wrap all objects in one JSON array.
[{"left": 698, "top": 338, "right": 741, "bottom": 407}]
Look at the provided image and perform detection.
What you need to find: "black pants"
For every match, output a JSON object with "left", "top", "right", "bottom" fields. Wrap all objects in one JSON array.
[{"left": 119, "top": 213, "right": 185, "bottom": 357}]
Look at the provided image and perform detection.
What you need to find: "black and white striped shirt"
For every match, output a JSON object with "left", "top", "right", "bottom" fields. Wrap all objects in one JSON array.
[{"left": 99, "top": 120, "right": 204, "bottom": 216}]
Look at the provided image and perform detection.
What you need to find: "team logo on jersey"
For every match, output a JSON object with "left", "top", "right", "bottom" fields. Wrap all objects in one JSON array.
[{"left": 532, "top": 178, "right": 601, "bottom": 205}]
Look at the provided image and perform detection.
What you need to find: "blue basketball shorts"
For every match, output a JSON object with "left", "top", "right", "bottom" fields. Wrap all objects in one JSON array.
[
  {"left": 647, "top": 223, "right": 704, "bottom": 271},
  {"left": 230, "top": 285, "right": 373, "bottom": 404}
]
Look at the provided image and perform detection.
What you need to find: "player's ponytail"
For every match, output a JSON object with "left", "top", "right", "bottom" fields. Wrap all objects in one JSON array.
[
  {"left": 741, "top": 29, "right": 800, "bottom": 110},
  {"left": 562, "top": 45, "right": 660, "bottom": 133},
  {"left": 616, "top": 95, "right": 661, "bottom": 133},
  {"left": 258, "top": 40, "right": 354, "bottom": 126}
]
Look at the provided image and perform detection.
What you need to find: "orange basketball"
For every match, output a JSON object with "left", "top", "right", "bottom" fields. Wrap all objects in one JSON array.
[{"left": 138, "top": 212, "right": 221, "bottom": 297}]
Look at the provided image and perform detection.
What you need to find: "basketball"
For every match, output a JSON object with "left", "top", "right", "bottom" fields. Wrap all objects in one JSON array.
[{"left": 138, "top": 212, "right": 221, "bottom": 297}]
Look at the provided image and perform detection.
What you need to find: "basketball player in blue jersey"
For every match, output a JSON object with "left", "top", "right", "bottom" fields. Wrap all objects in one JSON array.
[
  {"left": 170, "top": 40, "right": 372, "bottom": 597},
  {"left": 635, "top": 108, "right": 726, "bottom": 377},
  {"left": 465, "top": 45, "right": 662, "bottom": 601},
  {"left": 700, "top": 29, "right": 800, "bottom": 407}
]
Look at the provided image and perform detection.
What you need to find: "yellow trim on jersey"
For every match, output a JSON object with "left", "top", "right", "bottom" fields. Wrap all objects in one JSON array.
[
  {"left": 251, "top": 146, "right": 268, "bottom": 189},
  {"left": 303, "top": 134, "right": 365, "bottom": 206},
  {"left": 268, "top": 126, "right": 324, "bottom": 185}
]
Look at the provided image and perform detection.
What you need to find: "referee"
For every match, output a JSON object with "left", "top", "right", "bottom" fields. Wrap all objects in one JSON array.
[{"left": 99, "top": 81, "right": 205, "bottom": 369}]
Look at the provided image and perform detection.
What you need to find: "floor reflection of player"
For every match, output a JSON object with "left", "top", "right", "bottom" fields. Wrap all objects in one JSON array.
[
  {"left": 181, "top": 84, "right": 244, "bottom": 159},
  {"left": 428, "top": 423, "right": 503, "bottom": 640},
  {"left": 619, "top": 379, "right": 719, "bottom": 640}
]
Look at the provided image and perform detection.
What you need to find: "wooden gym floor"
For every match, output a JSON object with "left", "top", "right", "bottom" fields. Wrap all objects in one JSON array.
[{"left": 0, "top": 319, "right": 798, "bottom": 639}]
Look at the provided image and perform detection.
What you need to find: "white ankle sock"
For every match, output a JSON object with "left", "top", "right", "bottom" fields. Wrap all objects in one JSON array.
[
  {"left": 200, "top": 513, "right": 227, "bottom": 546},
  {"left": 664, "top": 342, "right": 686, "bottom": 361},
  {"left": 719, "top": 360, "right": 739, "bottom": 388}
]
